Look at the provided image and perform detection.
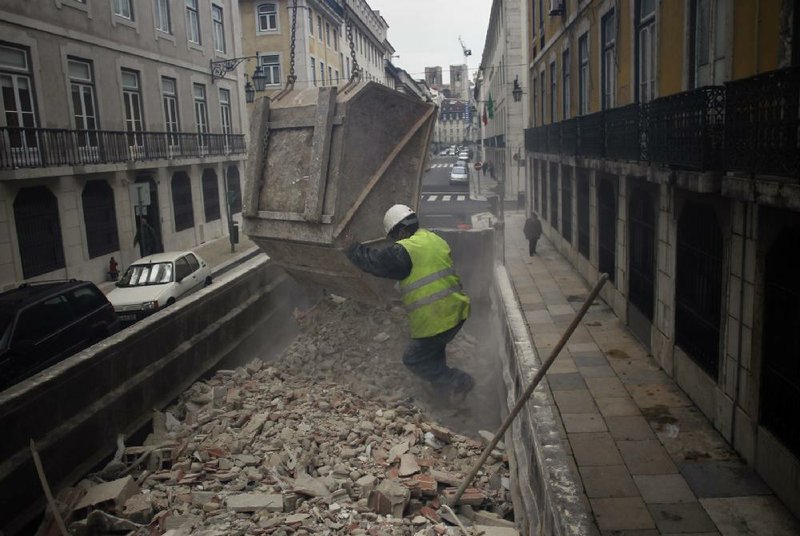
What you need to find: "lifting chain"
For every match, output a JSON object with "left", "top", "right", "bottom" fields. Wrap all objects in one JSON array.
[
  {"left": 344, "top": 0, "right": 361, "bottom": 82},
  {"left": 286, "top": 0, "right": 299, "bottom": 89}
]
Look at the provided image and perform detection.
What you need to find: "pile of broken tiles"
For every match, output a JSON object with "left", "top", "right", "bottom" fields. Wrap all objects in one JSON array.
[{"left": 61, "top": 360, "right": 516, "bottom": 535}]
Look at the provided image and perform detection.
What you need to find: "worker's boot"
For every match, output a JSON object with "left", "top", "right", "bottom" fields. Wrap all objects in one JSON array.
[{"left": 447, "top": 373, "right": 475, "bottom": 406}]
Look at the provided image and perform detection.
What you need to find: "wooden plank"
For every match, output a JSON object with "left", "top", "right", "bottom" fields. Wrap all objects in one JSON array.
[
  {"left": 333, "top": 104, "right": 435, "bottom": 238},
  {"left": 242, "top": 97, "right": 270, "bottom": 218},
  {"left": 304, "top": 87, "right": 337, "bottom": 223}
]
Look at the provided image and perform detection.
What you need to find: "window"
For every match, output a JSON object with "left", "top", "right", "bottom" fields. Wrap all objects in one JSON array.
[
  {"left": 308, "top": 9, "right": 313, "bottom": 37},
  {"left": 320, "top": 61, "right": 325, "bottom": 85},
  {"left": 317, "top": 16, "right": 323, "bottom": 40},
  {"left": 68, "top": 58, "right": 98, "bottom": 147},
  {"left": 171, "top": 172, "right": 194, "bottom": 232},
  {"left": 154, "top": 0, "right": 171, "bottom": 33},
  {"left": 219, "top": 88, "right": 231, "bottom": 137},
  {"left": 539, "top": 71, "right": 545, "bottom": 124},
  {"left": 202, "top": 168, "right": 220, "bottom": 222},
  {"left": 334, "top": 28, "right": 339, "bottom": 51},
  {"left": 578, "top": 33, "right": 589, "bottom": 115},
  {"left": 162, "top": 77, "right": 180, "bottom": 146},
  {"left": 82, "top": 180, "right": 119, "bottom": 258},
  {"left": 257, "top": 3, "right": 278, "bottom": 32},
  {"left": 637, "top": 0, "right": 656, "bottom": 102},
  {"left": 259, "top": 54, "right": 281, "bottom": 85},
  {"left": 346, "top": 56, "right": 350, "bottom": 79},
  {"left": 550, "top": 61, "right": 557, "bottom": 122},
  {"left": 0, "top": 44, "right": 38, "bottom": 150},
  {"left": 562, "top": 49, "right": 570, "bottom": 118},
  {"left": 186, "top": 0, "right": 201, "bottom": 45},
  {"left": 121, "top": 69, "right": 143, "bottom": 146},
  {"left": 212, "top": 4, "right": 226, "bottom": 53},
  {"left": 310, "top": 57, "right": 316, "bottom": 86},
  {"left": 690, "top": 0, "right": 728, "bottom": 87},
  {"left": 193, "top": 83, "right": 208, "bottom": 145},
  {"left": 14, "top": 186, "right": 65, "bottom": 279},
  {"left": 326, "top": 22, "right": 331, "bottom": 47},
  {"left": 113, "top": 0, "right": 133, "bottom": 20},
  {"left": 601, "top": 10, "right": 616, "bottom": 109},
  {"left": 334, "top": 69, "right": 339, "bottom": 84},
  {"left": 328, "top": 66, "right": 332, "bottom": 85}
]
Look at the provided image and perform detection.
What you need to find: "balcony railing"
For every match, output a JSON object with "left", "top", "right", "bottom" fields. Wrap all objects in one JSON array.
[
  {"left": 0, "top": 128, "right": 246, "bottom": 170},
  {"left": 524, "top": 66, "right": 800, "bottom": 179}
]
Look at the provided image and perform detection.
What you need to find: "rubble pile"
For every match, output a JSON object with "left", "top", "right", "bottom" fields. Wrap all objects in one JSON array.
[{"left": 56, "top": 297, "right": 514, "bottom": 535}]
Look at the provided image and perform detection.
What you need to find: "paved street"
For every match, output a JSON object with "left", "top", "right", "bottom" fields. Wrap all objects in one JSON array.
[
  {"left": 419, "top": 155, "right": 495, "bottom": 229},
  {"left": 503, "top": 211, "right": 800, "bottom": 535}
]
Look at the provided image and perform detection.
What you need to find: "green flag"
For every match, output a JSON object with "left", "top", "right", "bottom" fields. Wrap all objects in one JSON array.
[{"left": 487, "top": 93, "right": 494, "bottom": 119}]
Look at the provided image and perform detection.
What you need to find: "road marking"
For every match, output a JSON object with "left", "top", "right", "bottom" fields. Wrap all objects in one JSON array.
[
  {"left": 457, "top": 195, "right": 466, "bottom": 201},
  {"left": 428, "top": 195, "right": 438, "bottom": 201},
  {"left": 442, "top": 195, "right": 451, "bottom": 201}
]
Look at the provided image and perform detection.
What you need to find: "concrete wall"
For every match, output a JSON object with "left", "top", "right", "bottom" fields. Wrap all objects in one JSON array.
[{"left": 0, "top": 257, "right": 302, "bottom": 534}]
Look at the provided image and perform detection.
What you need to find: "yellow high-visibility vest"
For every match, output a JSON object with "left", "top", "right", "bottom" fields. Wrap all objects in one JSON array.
[{"left": 397, "top": 229, "right": 470, "bottom": 338}]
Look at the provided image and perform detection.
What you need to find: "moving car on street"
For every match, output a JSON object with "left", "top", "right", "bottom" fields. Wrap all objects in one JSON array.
[
  {"left": 108, "top": 251, "right": 212, "bottom": 326},
  {"left": 449, "top": 164, "right": 470, "bottom": 185},
  {"left": 0, "top": 280, "right": 119, "bottom": 391}
]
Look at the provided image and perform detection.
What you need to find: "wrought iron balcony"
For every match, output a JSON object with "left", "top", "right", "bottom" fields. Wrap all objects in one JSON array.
[
  {"left": 0, "top": 127, "right": 246, "bottom": 170},
  {"left": 523, "top": 66, "right": 800, "bottom": 179}
]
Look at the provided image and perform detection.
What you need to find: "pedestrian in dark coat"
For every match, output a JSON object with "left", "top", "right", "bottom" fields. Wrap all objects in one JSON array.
[{"left": 523, "top": 213, "right": 543, "bottom": 256}]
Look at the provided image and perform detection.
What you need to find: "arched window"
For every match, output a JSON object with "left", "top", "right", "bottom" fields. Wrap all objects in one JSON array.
[
  {"left": 202, "top": 168, "right": 220, "bottom": 222},
  {"left": 172, "top": 172, "right": 195, "bottom": 231},
  {"left": 675, "top": 203, "right": 723, "bottom": 377},
  {"left": 14, "top": 186, "right": 65, "bottom": 278},
  {"left": 257, "top": 3, "right": 278, "bottom": 32},
  {"left": 82, "top": 180, "right": 119, "bottom": 258},
  {"left": 226, "top": 166, "right": 242, "bottom": 214}
]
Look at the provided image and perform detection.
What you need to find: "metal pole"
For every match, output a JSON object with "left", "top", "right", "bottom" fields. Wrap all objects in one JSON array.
[{"left": 448, "top": 273, "right": 610, "bottom": 506}]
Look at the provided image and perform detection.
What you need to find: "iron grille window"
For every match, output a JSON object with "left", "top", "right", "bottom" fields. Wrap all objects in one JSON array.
[
  {"left": 578, "top": 34, "right": 589, "bottom": 115},
  {"left": 549, "top": 163, "right": 559, "bottom": 231},
  {"left": 675, "top": 203, "right": 723, "bottom": 377},
  {"left": 212, "top": 4, "right": 226, "bottom": 54},
  {"left": 601, "top": 9, "right": 616, "bottom": 109},
  {"left": 562, "top": 49, "right": 571, "bottom": 119},
  {"left": 68, "top": 58, "right": 98, "bottom": 147},
  {"left": 576, "top": 171, "right": 590, "bottom": 258},
  {"left": 561, "top": 168, "right": 572, "bottom": 243},
  {"left": 155, "top": 0, "right": 171, "bottom": 33},
  {"left": 227, "top": 167, "right": 242, "bottom": 213},
  {"left": 14, "top": 186, "right": 65, "bottom": 278},
  {"left": 597, "top": 177, "right": 616, "bottom": 282},
  {"left": 162, "top": 77, "right": 180, "bottom": 146},
  {"left": 257, "top": 3, "right": 278, "bottom": 32},
  {"left": 82, "top": 180, "right": 119, "bottom": 258},
  {"left": 761, "top": 225, "right": 800, "bottom": 458},
  {"left": 186, "top": 0, "right": 201, "bottom": 45},
  {"left": 172, "top": 172, "right": 195, "bottom": 232},
  {"left": 628, "top": 188, "right": 656, "bottom": 321},
  {"left": 0, "top": 44, "right": 38, "bottom": 151},
  {"left": 202, "top": 169, "right": 221, "bottom": 222}
]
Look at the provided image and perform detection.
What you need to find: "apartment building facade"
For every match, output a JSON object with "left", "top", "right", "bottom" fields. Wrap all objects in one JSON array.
[
  {"left": 523, "top": 0, "right": 800, "bottom": 514},
  {"left": 0, "top": 0, "right": 248, "bottom": 289}
]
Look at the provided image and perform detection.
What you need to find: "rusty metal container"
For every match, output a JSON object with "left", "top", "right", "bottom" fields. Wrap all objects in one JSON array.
[{"left": 242, "top": 82, "right": 436, "bottom": 303}]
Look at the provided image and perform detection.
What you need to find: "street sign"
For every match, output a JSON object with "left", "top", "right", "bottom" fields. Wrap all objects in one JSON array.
[
  {"left": 130, "top": 183, "right": 151, "bottom": 207},
  {"left": 474, "top": 162, "right": 482, "bottom": 170}
]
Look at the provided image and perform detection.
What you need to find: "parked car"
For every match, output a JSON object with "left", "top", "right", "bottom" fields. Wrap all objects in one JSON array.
[
  {"left": 108, "top": 251, "right": 212, "bottom": 325},
  {"left": 439, "top": 149, "right": 449, "bottom": 156},
  {"left": 450, "top": 164, "right": 470, "bottom": 185},
  {"left": 0, "top": 280, "right": 119, "bottom": 391}
]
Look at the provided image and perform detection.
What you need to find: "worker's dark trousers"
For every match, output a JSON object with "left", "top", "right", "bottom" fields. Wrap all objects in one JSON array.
[{"left": 402, "top": 320, "right": 471, "bottom": 391}]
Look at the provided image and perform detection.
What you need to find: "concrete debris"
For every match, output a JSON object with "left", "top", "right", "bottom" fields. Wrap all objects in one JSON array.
[{"left": 67, "top": 296, "right": 513, "bottom": 534}]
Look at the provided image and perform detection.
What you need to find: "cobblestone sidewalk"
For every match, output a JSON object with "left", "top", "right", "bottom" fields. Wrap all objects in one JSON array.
[{"left": 504, "top": 210, "right": 800, "bottom": 535}]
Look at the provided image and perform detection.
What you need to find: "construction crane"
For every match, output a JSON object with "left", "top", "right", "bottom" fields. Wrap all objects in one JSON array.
[{"left": 458, "top": 35, "right": 472, "bottom": 60}]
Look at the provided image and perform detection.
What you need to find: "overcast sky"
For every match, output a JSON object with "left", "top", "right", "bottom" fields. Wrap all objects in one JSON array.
[{"left": 366, "top": 0, "right": 492, "bottom": 85}]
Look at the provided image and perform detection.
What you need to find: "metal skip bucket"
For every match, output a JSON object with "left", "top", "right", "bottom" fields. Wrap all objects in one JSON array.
[{"left": 242, "top": 82, "right": 436, "bottom": 304}]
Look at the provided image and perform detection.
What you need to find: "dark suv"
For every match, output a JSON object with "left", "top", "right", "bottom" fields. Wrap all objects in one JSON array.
[{"left": 0, "top": 280, "right": 119, "bottom": 391}]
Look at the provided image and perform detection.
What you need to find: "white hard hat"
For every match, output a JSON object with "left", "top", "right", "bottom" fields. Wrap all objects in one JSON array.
[{"left": 383, "top": 204, "right": 416, "bottom": 236}]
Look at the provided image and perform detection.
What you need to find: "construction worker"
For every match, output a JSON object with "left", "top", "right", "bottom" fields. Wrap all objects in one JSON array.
[{"left": 346, "top": 204, "right": 475, "bottom": 402}]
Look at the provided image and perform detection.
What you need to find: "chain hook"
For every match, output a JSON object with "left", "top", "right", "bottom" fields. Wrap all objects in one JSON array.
[
  {"left": 275, "top": 0, "right": 298, "bottom": 101},
  {"left": 344, "top": 0, "right": 361, "bottom": 83}
]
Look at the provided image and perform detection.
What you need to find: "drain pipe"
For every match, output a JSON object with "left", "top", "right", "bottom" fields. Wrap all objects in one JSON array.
[{"left": 730, "top": 204, "right": 748, "bottom": 450}]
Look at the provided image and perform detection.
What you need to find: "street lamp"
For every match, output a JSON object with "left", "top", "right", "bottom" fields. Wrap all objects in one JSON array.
[
  {"left": 512, "top": 75, "right": 523, "bottom": 103},
  {"left": 244, "top": 75, "right": 255, "bottom": 104},
  {"left": 251, "top": 66, "right": 267, "bottom": 92},
  {"left": 210, "top": 54, "right": 268, "bottom": 103}
]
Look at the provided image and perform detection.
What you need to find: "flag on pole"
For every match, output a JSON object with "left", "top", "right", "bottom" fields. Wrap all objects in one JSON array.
[
  {"left": 482, "top": 105, "right": 488, "bottom": 126},
  {"left": 487, "top": 93, "right": 494, "bottom": 119}
]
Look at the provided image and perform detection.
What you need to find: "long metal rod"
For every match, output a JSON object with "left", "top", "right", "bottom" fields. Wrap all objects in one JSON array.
[
  {"left": 30, "top": 439, "right": 69, "bottom": 536},
  {"left": 449, "top": 273, "right": 609, "bottom": 506}
]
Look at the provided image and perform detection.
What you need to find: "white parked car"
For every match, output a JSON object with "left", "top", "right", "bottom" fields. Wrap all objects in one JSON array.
[
  {"left": 449, "top": 164, "right": 469, "bottom": 185},
  {"left": 108, "top": 251, "right": 212, "bottom": 325}
]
